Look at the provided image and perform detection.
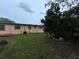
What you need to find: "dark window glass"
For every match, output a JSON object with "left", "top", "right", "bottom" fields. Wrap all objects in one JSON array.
[
  {"left": 0, "top": 25, "right": 5, "bottom": 31},
  {"left": 28, "top": 26, "right": 31, "bottom": 29},
  {"left": 15, "top": 25, "right": 20, "bottom": 29},
  {"left": 34, "top": 26, "right": 37, "bottom": 29},
  {"left": 39, "top": 26, "right": 43, "bottom": 29}
]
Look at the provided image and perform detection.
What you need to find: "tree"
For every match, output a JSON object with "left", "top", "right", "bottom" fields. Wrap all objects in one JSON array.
[
  {"left": 46, "top": 0, "right": 79, "bottom": 11},
  {"left": 0, "top": 17, "right": 15, "bottom": 23},
  {"left": 42, "top": 3, "right": 79, "bottom": 41},
  {"left": 62, "top": 5, "right": 79, "bottom": 41},
  {"left": 42, "top": 3, "right": 62, "bottom": 39}
]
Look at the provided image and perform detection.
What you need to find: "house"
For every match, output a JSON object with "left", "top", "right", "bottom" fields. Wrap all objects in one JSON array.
[{"left": 0, "top": 23, "right": 44, "bottom": 35}]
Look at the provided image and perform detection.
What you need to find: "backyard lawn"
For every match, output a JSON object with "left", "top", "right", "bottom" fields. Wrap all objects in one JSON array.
[{"left": 0, "top": 33, "right": 54, "bottom": 59}]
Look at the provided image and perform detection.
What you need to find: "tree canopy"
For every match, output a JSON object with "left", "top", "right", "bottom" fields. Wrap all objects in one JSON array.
[
  {"left": 42, "top": 2, "right": 79, "bottom": 40},
  {"left": 46, "top": 0, "right": 79, "bottom": 11},
  {"left": 0, "top": 18, "right": 15, "bottom": 23}
]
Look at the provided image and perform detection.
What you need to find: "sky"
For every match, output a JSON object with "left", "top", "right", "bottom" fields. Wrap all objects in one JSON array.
[{"left": 0, "top": 0, "right": 47, "bottom": 24}]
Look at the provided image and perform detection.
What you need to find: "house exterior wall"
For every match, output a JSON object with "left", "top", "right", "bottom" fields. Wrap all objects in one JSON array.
[
  {"left": 20, "top": 25, "right": 43, "bottom": 34},
  {"left": 0, "top": 25, "right": 14, "bottom": 35},
  {"left": 29, "top": 26, "right": 43, "bottom": 33},
  {"left": 0, "top": 24, "right": 43, "bottom": 35}
]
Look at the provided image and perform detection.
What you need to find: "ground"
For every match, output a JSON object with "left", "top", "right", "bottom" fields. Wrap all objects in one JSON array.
[
  {"left": 53, "top": 40, "right": 79, "bottom": 59},
  {"left": 0, "top": 33, "right": 79, "bottom": 59},
  {"left": 0, "top": 33, "right": 54, "bottom": 59}
]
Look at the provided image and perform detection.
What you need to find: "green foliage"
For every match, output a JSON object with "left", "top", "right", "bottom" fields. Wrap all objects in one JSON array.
[
  {"left": 46, "top": 0, "right": 79, "bottom": 10},
  {"left": 42, "top": 3, "right": 61, "bottom": 37},
  {"left": 42, "top": 2, "right": 79, "bottom": 40},
  {"left": 0, "top": 18, "right": 15, "bottom": 23}
]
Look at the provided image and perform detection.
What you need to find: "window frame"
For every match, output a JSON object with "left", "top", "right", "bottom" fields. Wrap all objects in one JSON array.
[
  {"left": 28, "top": 26, "right": 31, "bottom": 29},
  {"left": 15, "top": 25, "right": 20, "bottom": 29},
  {"left": 0, "top": 24, "right": 5, "bottom": 31},
  {"left": 34, "top": 26, "right": 37, "bottom": 29},
  {"left": 39, "top": 26, "right": 43, "bottom": 29}
]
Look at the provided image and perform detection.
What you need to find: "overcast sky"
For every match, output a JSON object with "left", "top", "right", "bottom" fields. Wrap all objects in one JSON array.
[{"left": 0, "top": 0, "right": 47, "bottom": 24}]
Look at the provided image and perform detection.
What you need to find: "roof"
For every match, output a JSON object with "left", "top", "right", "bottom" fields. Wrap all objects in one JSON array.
[{"left": 0, "top": 23, "right": 43, "bottom": 27}]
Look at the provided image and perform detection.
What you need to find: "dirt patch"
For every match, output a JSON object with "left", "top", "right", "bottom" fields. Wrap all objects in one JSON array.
[
  {"left": 0, "top": 39, "right": 8, "bottom": 52},
  {"left": 53, "top": 40, "right": 79, "bottom": 59}
]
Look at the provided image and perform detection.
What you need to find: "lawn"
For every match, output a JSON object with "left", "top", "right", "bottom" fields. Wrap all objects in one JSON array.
[{"left": 0, "top": 33, "right": 54, "bottom": 59}]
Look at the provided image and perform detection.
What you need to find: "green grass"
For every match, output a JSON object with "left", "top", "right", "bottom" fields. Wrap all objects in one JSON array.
[{"left": 0, "top": 33, "right": 55, "bottom": 59}]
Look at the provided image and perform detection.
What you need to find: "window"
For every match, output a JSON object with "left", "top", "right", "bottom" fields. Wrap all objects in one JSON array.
[
  {"left": 39, "top": 26, "right": 43, "bottom": 29},
  {"left": 28, "top": 26, "right": 31, "bottom": 29},
  {"left": 34, "top": 26, "right": 37, "bottom": 29},
  {"left": 0, "top": 25, "right": 5, "bottom": 31},
  {"left": 15, "top": 25, "right": 20, "bottom": 29}
]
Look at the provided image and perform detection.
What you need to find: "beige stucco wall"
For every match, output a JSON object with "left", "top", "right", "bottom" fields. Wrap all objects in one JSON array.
[
  {"left": 20, "top": 26, "right": 29, "bottom": 33},
  {"left": 0, "top": 24, "right": 43, "bottom": 35},
  {"left": 20, "top": 26, "right": 43, "bottom": 33},
  {"left": 29, "top": 26, "right": 43, "bottom": 33}
]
